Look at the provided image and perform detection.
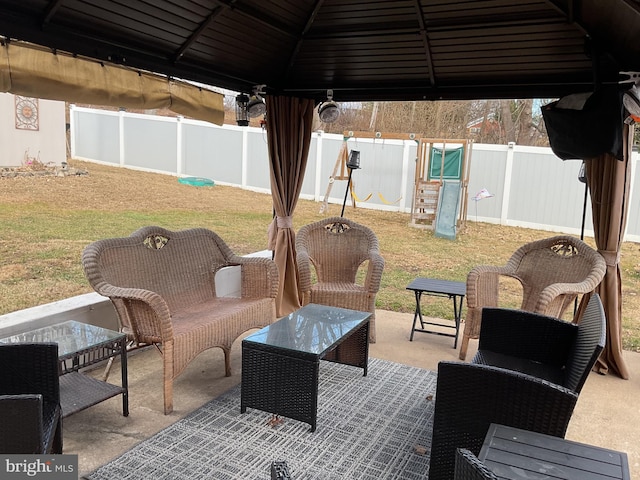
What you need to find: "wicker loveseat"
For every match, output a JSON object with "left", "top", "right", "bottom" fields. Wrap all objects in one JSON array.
[{"left": 82, "top": 226, "right": 278, "bottom": 414}]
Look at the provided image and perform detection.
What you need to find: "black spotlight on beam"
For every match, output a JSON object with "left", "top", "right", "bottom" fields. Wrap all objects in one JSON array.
[
  {"left": 318, "top": 89, "right": 340, "bottom": 124},
  {"left": 247, "top": 85, "right": 266, "bottom": 118}
]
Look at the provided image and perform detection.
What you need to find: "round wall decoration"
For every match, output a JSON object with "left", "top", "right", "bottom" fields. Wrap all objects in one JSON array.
[{"left": 15, "top": 95, "right": 39, "bottom": 130}]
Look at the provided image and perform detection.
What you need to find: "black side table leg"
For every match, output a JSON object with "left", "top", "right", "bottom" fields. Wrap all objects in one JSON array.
[
  {"left": 451, "top": 294, "right": 463, "bottom": 349},
  {"left": 410, "top": 290, "right": 423, "bottom": 341},
  {"left": 120, "top": 337, "right": 129, "bottom": 416}
]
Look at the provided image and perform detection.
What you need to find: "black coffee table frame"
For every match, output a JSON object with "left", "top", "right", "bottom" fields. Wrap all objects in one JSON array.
[{"left": 241, "top": 304, "right": 371, "bottom": 432}]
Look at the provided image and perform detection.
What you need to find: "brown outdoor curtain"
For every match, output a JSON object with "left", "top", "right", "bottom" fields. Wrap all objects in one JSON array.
[
  {"left": 584, "top": 124, "right": 632, "bottom": 379},
  {"left": 0, "top": 41, "right": 224, "bottom": 125},
  {"left": 266, "top": 95, "right": 316, "bottom": 316}
]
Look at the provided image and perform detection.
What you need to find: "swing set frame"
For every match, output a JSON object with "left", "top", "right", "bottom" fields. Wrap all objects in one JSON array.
[{"left": 320, "top": 131, "right": 422, "bottom": 214}]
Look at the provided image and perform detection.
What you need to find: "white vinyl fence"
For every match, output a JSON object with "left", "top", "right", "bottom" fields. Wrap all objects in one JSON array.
[{"left": 69, "top": 105, "right": 640, "bottom": 242}]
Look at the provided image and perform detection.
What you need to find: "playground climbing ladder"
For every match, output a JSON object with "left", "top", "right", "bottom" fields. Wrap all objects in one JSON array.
[{"left": 410, "top": 138, "right": 472, "bottom": 235}]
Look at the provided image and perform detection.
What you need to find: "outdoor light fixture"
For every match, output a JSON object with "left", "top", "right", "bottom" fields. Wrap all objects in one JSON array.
[
  {"left": 621, "top": 71, "right": 640, "bottom": 124},
  {"left": 318, "top": 89, "right": 340, "bottom": 123},
  {"left": 341, "top": 149, "right": 361, "bottom": 217},
  {"left": 247, "top": 85, "right": 266, "bottom": 118},
  {"left": 346, "top": 149, "right": 360, "bottom": 170},
  {"left": 247, "top": 95, "right": 266, "bottom": 117},
  {"left": 623, "top": 84, "right": 640, "bottom": 123},
  {"left": 235, "top": 93, "right": 250, "bottom": 126}
]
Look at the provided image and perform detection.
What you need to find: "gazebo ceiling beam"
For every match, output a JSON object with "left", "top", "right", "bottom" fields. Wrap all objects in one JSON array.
[
  {"left": 284, "top": 0, "right": 325, "bottom": 84},
  {"left": 173, "top": 5, "right": 228, "bottom": 63},
  {"left": 412, "top": 0, "right": 436, "bottom": 88}
]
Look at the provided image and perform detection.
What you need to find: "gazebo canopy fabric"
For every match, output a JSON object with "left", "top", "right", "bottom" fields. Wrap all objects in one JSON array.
[
  {"left": 0, "top": 0, "right": 638, "bottom": 379},
  {"left": 0, "top": 42, "right": 224, "bottom": 125}
]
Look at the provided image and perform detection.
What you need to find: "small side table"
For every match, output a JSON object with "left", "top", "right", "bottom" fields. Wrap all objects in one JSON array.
[
  {"left": 406, "top": 277, "right": 466, "bottom": 348},
  {"left": 0, "top": 320, "right": 129, "bottom": 417},
  {"left": 480, "top": 423, "right": 630, "bottom": 479}
]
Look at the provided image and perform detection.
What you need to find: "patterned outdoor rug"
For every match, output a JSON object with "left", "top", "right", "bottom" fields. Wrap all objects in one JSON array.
[{"left": 85, "top": 358, "right": 437, "bottom": 480}]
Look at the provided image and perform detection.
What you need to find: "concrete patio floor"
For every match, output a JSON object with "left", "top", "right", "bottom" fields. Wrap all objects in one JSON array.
[{"left": 64, "top": 309, "right": 640, "bottom": 479}]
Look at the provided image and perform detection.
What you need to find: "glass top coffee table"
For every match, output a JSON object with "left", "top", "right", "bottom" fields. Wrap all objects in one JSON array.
[
  {"left": 241, "top": 303, "right": 371, "bottom": 431},
  {"left": 0, "top": 320, "right": 128, "bottom": 417}
]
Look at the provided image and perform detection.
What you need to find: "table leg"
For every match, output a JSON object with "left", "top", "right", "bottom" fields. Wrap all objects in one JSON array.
[
  {"left": 410, "top": 290, "right": 424, "bottom": 341},
  {"left": 325, "top": 320, "right": 369, "bottom": 376},
  {"left": 241, "top": 344, "right": 320, "bottom": 432},
  {"left": 451, "top": 294, "right": 463, "bottom": 349},
  {"left": 119, "top": 337, "right": 129, "bottom": 417}
]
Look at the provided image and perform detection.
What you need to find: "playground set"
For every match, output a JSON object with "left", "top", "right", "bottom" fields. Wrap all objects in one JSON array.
[{"left": 320, "top": 131, "right": 472, "bottom": 239}]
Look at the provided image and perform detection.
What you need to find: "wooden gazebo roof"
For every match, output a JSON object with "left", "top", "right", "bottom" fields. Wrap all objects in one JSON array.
[{"left": 1, "top": 0, "right": 639, "bottom": 102}]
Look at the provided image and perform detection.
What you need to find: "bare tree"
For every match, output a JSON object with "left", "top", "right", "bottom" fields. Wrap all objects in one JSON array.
[
  {"left": 501, "top": 100, "right": 516, "bottom": 143},
  {"left": 222, "top": 97, "right": 553, "bottom": 147}
]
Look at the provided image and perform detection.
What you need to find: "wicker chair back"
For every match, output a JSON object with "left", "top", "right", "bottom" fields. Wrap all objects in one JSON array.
[
  {"left": 565, "top": 293, "right": 606, "bottom": 392},
  {"left": 296, "top": 217, "right": 384, "bottom": 342}
]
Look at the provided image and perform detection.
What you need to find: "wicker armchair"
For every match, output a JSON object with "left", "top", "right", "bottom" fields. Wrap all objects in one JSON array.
[
  {"left": 473, "top": 293, "right": 605, "bottom": 393},
  {"left": 428, "top": 361, "right": 578, "bottom": 480},
  {"left": 454, "top": 449, "right": 498, "bottom": 480},
  {"left": 296, "top": 217, "right": 384, "bottom": 343},
  {"left": 459, "top": 235, "right": 606, "bottom": 360},
  {"left": 0, "top": 343, "right": 63, "bottom": 454}
]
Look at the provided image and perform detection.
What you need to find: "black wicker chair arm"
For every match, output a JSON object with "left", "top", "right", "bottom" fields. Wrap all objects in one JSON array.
[
  {"left": 454, "top": 448, "right": 498, "bottom": 480},
  {"left": 0, "top": 394, "right": 45, "bottom": 453},
  {"left": 0, "top": 344, "right": 62, "bottom": 454}
]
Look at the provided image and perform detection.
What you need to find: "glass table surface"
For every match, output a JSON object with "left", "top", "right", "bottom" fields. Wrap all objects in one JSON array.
[
  {"left": 244, "top": 303, "right": 371, "bottom": 356},
  {"left": 0, "top": 320, "right": 123, "bottom": 359},
  {"left": 0, "top": 320, "right": 129, "bottom": 417}
]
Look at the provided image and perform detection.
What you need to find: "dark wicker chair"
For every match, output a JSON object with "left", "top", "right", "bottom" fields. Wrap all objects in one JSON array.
[
  {"left": 473, "top": 293, "right": 605, "bottom": 393},
  {"left": 0, "top": 343, "right": 63, "bottom": 454},
  {"left": 428, "top": 361, "right": 578, "bottom": 480},
  {"left": 454, "top": 449, "right": 498, "bottom": 480}
]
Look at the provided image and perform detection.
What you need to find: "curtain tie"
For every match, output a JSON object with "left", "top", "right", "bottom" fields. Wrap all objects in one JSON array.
[
  {"left": 598, "top": 249, "right": 620, "bottom": 266},
  {"left": 276, "top": 215, "right": 293, "bottom": 229}
]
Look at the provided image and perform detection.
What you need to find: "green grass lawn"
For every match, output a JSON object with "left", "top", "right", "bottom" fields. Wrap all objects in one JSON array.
[{"left": 2, "top": 159, "right": 640, "bottom": 351}]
